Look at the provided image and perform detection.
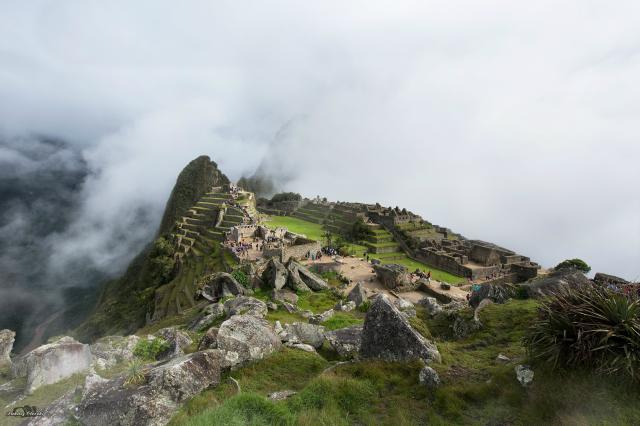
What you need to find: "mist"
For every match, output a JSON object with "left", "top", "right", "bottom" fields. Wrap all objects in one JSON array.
[{"left": 0, "top": 0, "right": 639, "bottom": 343}]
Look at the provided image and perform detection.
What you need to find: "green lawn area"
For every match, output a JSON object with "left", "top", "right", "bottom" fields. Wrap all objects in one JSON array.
[
  {"left": 264, "top": 216, "right": 325, "bottom": 241},
  {"left": 369, "top": 252, "right": 464, "bottom": 284}
]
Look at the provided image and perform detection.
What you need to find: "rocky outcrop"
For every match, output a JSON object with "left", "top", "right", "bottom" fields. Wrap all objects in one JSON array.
[
  {"left": 187, "top": 303, "right": 225, "bottom": 331},
  {"left": 418, "top": 297, "right": 442, "bottom": 316},
  {"left": 515, "top": 365, "right": 534, "bottom": 387},
  {"left": 77, "top": 349, "right": 225, "bottom": 426},
  {"left": 394, "top": 298, "right": 416, "bottom": 317},
  {"left": 263, "top": 258, "right": 289, "bottom": 290},
  {"left": 325, "top": 325, "right": 362, "bottom": 359},
  {"left": 593, "top": 272, "right": 629, "bottom": 286},
  {"left": 374, "top": 264, "right": 411, "bottom": 289},
  {"left": 334, "top": 300, "right": 356, "bottom": 312},
  {"left": 287, "top": 260, "right": 329, "bottom": 291},
  {"left": 198, "top": 327, "right": 219, "bottom": 350},
  {"left": 216, "top": 315, "right": 281, "bottom": 367},
  {"left": 270, "top": 289, "right": 298, "bottom": 304},
  {"left": 347, "top": 283, "right": 368, "bottom": 307},
  {"left": 282, "top": 323, "right": 326, "bottom": 349},
  {"left": 154, "top": 328, "right": 193, "bottom": 360},
  {"left": 12, "top": 336, "right": 92, "bottom": 394},
  {"left": 360, "top": 295, "right": 440, "bottom": 363},
  {"left": 91, "top": 335, "right": 140, "bottom": 370},
  {"left": 524, "top": 270, "right": 592, "bottom": 299},
  {"left": 419, "top": 366, "right": 440, "bottom": 389},
  {"left": 469, "top": 284, "right": 515, "bottom": 308},
  {"left": 197, "top": 272, "right": 245, "bottom": 302},
  {"left": 223, "top": 296, "right": 268, "bottom": 318},
  {"left": 309, "top": 309, "right": 334, "bottom": 325},
  {"left": 0, "top": 329, "right": 15, "bottom": 368}
]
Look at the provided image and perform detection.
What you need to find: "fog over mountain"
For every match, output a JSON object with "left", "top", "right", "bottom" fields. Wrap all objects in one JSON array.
[{"left": 0, "top": 1, "right": 639, "bottom": 341}]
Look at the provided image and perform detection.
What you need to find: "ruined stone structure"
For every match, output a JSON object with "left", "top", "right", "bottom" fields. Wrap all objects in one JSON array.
[
  {"left": 416, "top": 239, "right": 538, "bottom": 281},
  {"left": 227, "top": 224, "right": 320, "bottom": 263}
]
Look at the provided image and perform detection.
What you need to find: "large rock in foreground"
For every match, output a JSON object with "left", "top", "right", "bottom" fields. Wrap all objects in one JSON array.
[
  {"left": 216, "top": 315, "right": 281, "bottom": 367},
  {"left": 360, "top": 295, "right": 440, "bottom": 363},
  {"left": 77, "top": 349, "right": 224, "bottom": 426},
  {"left": 12, "top": 336, "right": 92, "bottom": 393},
  {"left": 0, "top": 329, "right": 15, "bottom": 368},
  {"left": 287, "top": 260, "right": 329, "bottom": 291}
]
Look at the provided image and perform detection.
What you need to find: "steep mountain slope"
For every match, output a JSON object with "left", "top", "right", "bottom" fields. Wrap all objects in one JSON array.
[{"left": 76, "top": 156, "right": 230, "bottom": 341}]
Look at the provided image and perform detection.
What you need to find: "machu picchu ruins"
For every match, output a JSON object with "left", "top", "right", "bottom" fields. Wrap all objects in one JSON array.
[{"left": 1, "top": 155, "right": 637, "bottom": 426}]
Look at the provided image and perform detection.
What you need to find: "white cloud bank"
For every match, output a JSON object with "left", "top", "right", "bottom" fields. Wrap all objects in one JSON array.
[{"left": 0, "top": 0, "right": 638, "bottom": 280}]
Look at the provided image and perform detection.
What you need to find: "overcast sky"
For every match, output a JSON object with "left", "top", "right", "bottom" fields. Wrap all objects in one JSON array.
[{"left": 0, "top": 0, "right": 638, "bottom": 280}]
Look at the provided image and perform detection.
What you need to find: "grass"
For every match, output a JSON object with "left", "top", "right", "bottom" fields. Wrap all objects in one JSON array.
[
  {"left": 264, "top": 216, "right": 325, "bottom": 241},
  {"left": 369, "top": 252, "right": 465, "bottom": 284},
  {"left": 169, "top": 349, "right": 328, "bottom": 425},
  {"left": 321, "top": 312, "right": 364, "bottom": 330},
  {"left": 297, "top": 290, "right": 339, "bottom": 314}
]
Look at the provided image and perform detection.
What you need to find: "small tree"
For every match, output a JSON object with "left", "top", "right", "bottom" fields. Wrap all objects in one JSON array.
[
  {"left": 149, "top": 237, "right": 176, "bottom": 284},
  {"left": 555, "top": 258, "right": 591, "bottom": 274}
]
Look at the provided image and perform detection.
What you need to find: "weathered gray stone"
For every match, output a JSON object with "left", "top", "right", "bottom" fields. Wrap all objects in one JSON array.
[
  {"left": 281, "top": 301, "right": 298, "bottom": 313},
  {"left": 418, "top": 297, "right": 442, "bottom": 316},
  {"left": 223, "top": 296, "right": 268, "bottom": 318},
  {"left": 524, "top": 270, "right": 592, "bottom": 299},
  {"left": 347, "top": 283, "right": 368, "bottom": 307},
  {"left": 154, "top": 328, "right": 193, "bottom": 361},
  {"left": 270, "top": 289, "right": 299, "bottom": 304},
  {"left": 515, "top": 365, "right": 534, "bottom": 387},
  {"left": 197, "top": 327, "right": 219, "bottom": 350},
  {"left": 325, "top": 325, "right": 362, "bottom": 359},
  {"left": 282, "top": 323, "right": 326, "bottom": 349},
  {"left": 188, "top": 303, "right": 225, "bottom": 331},
  {"left": 77, "top": 350, "right": 225, "bottom": 426},
  {"left": 334, "top": 300, "right": 356, "bottom": 312},
  {"left": 26, "top": 386, "right": 80, "bottom": 426},
  {"left": 216, "top": 315, "right": 281, "bottom": 367},
  {"left": 309, "top": 309, "right": 334, "bottom": 325},
  {"left": 91, "top": 335, "right": 140, "bottom": 370},
  {"left": 197, "top": 272, "right": 246, "bottom": 302},
  {"left": 285, "top": 342, "right": 316, "bottom": 353},
  {"left": 268, "top": 390, "right": 297, "bottom": 401},
  {"left": 287, "top": 260, "right": 329, "bottom": 291},
  {"left": 360, "top": 295, "right": 440, "bottom": 363},
  {"left": 593, "top": 272, "right": 628, "bottom": 286},
  {"left": 267, "top": 302, "right": 278, "bottom": 311},
  {"left": 496, "top": 354, "right": 510, "bottom": 363},
  {"left": 0, "top": 329, "right": 15, "bottom": 368},
  {"left": 374, "top": 264, "right": 410, "bottom": 289},
  {"left": 263, "top": 258, "right": 289, "bottom": 290},
  {"left": 418, "top": 366, "right": 440, "bottom": 389},
  {"left": 469, "top": 284, "right": 515, "bottom": 308},
  {"left": 12, "top": 336, "right": 92, "bottom": 394}
]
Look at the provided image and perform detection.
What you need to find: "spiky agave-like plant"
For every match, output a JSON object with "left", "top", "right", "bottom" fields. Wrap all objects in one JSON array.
[{"left": 524, "top": 284, "right": 640, "bottom": 381}]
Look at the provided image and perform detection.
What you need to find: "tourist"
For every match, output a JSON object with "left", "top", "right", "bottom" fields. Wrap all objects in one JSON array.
[{"left": 426, "top": 270, "right": 432, "bottom": 284}]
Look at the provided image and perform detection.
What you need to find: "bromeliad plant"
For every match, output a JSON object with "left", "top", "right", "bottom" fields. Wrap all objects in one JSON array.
[{"left": 524, "top": 284, "right": 640, "bottom": 381}]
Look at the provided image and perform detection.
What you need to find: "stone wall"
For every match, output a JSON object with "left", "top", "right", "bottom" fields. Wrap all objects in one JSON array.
[{"left": 282, "top": 240, "right": 321, "bottom": 263}]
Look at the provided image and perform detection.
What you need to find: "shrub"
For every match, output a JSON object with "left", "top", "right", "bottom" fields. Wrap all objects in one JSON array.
[
  {"left": 133, "top": 337, "right": 170, "bottom": 360},
  {"left": 124, "top": 359, "right": 148, "bottom": 387},
  {"left": 524, "top": 285, "right": 640, "bottom": 381},
  {"left": 357, "top": 300, "right": 371, "bottom": 313},
  {"left": 271, "top": 192, "right": 302, "bottom": 203},
  {"left": 555, "top": 258, "right": 591, "bottom": 273},
  {"left": 232, "top": 269, "right": 249, "bottom": 288}
]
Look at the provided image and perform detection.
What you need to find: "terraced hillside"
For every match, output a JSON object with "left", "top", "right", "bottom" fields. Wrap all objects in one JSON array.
[
  {"left": 291, "top": 203, "right": 332, "bottom": 224},
  {"left": 154, "top": 188, "right": 253, "bottom": 320},
  {"left": 364, "top": 228, "right": 401, "bottom": 254}
]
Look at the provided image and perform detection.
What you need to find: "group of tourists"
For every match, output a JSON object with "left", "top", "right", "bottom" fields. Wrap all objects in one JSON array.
[
  {"left": 606, "top": 283, "right": 640, "bottom": 299},
  {"left": 306, "top": 250, "right": 324, "bottom": 261},
  {"left": 228, "top": 241, "right": 260, "bottom": 257}
]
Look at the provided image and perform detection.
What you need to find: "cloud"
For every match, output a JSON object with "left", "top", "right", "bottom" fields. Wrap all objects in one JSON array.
[{"left": 0, "top": 0, "right": 637, "bottom": 311}]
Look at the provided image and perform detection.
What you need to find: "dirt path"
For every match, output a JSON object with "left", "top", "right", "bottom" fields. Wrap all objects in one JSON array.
[
  {"left": 304, "top": 255, "right": 469, "bottom": 304},
  {"left": 20, "top": 310, "right": 63, "bottom": 355}
]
